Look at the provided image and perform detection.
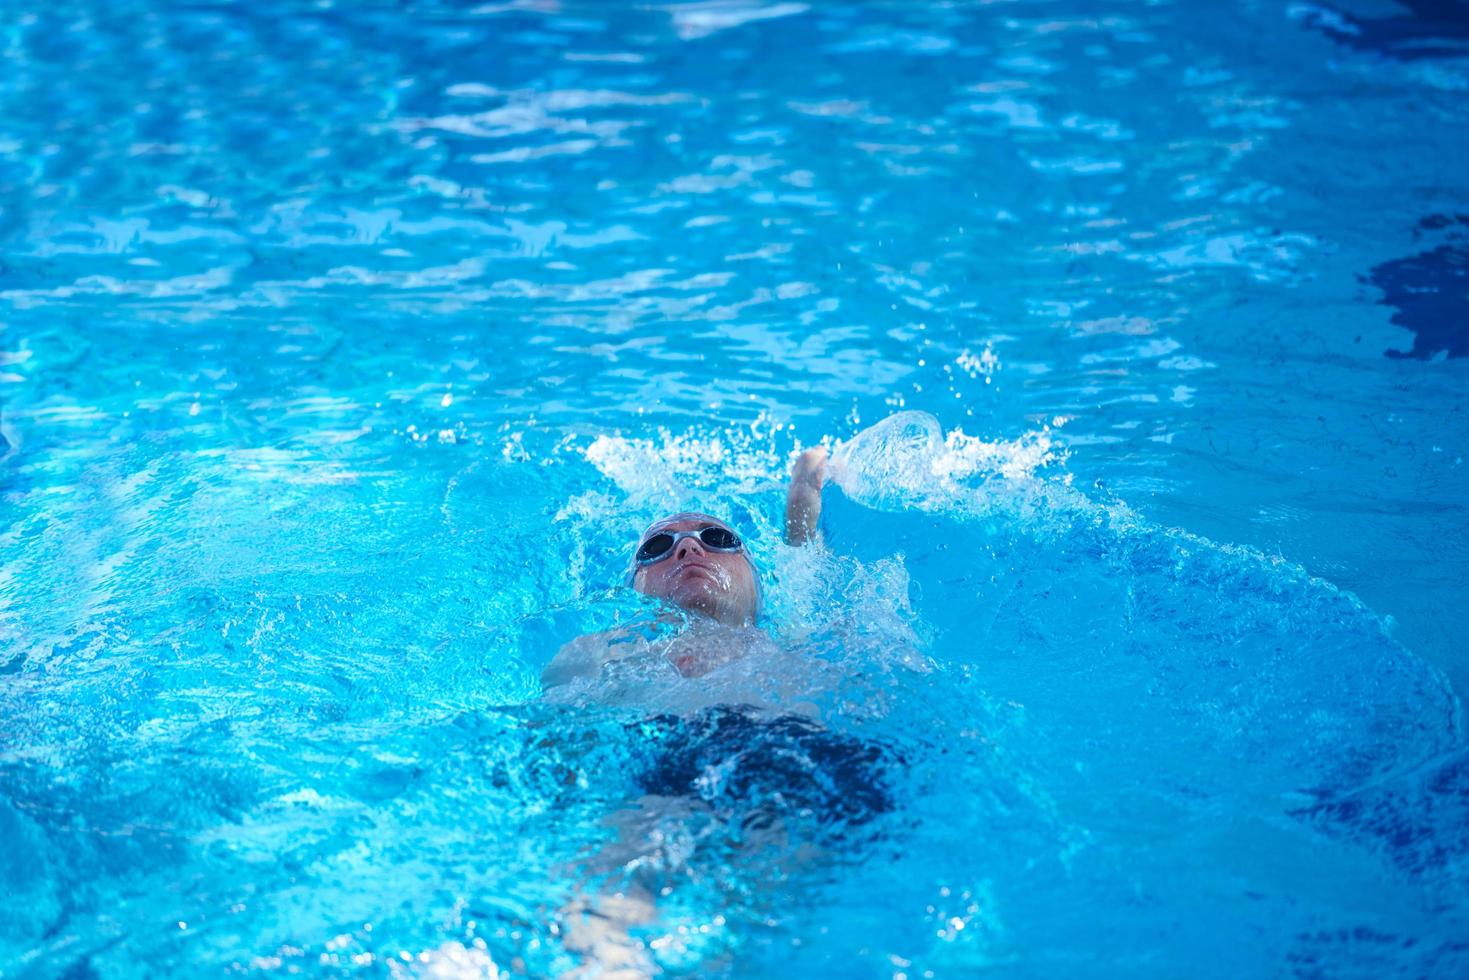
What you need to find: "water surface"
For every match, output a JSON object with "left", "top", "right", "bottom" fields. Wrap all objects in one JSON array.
[{"left": 3, "top": 1, "right": 1468, "bottom": 976}]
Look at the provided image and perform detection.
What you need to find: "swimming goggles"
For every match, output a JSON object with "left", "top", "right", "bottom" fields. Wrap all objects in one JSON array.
[{"left": 635, "top": 526, "right": 744, "bottom": 566}]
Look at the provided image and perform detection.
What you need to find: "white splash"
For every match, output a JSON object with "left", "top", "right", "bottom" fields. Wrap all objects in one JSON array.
[
  {"left": 581, "top": 421, "right": 789, "bottom": 499},
  {"left": 828, "top": 411, "right": 1066, "bottom": 515}
]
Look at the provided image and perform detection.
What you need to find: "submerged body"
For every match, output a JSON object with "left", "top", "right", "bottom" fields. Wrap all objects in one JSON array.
[
  {"left": 544, "top": 446, "right": 890, "bottom": 976},
  {"left": 633, "top": 705, "right": 901, "bottom": 827}
]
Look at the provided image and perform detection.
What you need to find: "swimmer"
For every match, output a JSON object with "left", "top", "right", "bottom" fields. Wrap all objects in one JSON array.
[
  {"left": 549, "top": 446, "right": 841, "bottom": 977},
  {"left": 541, "top": 446, "right": 829, "bottom": 688}
]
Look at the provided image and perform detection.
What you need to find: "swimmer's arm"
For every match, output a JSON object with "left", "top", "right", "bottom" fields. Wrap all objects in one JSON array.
[
  {"left": 785, "top": 446, "right": 828, "bottom": 546},
  {"left": 541, "top": 628, "right": 644, "bottom": 689}
]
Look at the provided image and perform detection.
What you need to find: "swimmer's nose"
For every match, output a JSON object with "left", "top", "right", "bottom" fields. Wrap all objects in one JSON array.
[{"left": 675, "top": 536, "right": 707, "bottom": 560}]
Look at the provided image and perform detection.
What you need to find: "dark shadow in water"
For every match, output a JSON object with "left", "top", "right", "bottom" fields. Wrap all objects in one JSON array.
[
  {"left": 1367, "top": 215, "right": 1469, "bottom": 360},
  {"left": 1299, "top": 1, "right": 1469, "bottom": 60},
  {"left": 1292, "top": 747, "right": 1469, "bottom": 908}
]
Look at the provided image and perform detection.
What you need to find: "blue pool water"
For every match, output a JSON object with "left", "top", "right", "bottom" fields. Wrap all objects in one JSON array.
[{"left": 3, "top": 0, "right": 1468, "bottom": 976}]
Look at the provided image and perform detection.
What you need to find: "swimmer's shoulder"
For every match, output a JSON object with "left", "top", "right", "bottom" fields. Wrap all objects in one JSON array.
[{"left": 541, "top": 626, "right": 653, "bottom": 689}]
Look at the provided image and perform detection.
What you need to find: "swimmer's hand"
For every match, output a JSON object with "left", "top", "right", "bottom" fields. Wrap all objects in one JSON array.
[{"left": 785, "top": 446, "right": 827, "bottom": 545}]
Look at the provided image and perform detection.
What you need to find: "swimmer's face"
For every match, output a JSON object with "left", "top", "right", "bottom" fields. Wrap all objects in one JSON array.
[{"left": 630, "top": 513, "right": 759, "bottom": 627}]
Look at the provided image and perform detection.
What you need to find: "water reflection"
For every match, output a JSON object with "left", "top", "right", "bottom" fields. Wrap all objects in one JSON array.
[
  {"left": 1293, "top": 0, "right": 1469, "bottom": 60},
  {"left": 1372, "top": 214, "right": 1469, "bottom": 360}
]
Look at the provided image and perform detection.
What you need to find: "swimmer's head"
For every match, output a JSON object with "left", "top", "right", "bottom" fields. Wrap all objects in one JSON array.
[{"left": 629, "top": 512, "right": 760, "bottom": 627}]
